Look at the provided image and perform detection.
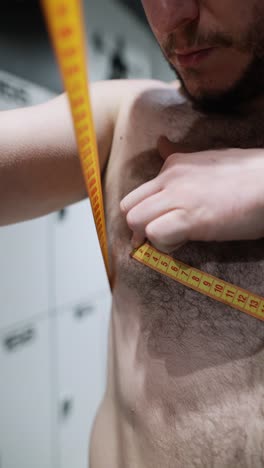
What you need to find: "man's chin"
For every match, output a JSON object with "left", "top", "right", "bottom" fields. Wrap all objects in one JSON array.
[
  {"left": 180, "top": 82, "right": 240, "bottom": 114},
  {"left": 172, "top": 55, "right": 264, "bottom": 114}
]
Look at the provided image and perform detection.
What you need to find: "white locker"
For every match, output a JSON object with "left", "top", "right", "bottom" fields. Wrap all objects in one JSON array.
[
  {"left": 54, "top": 200, "right": 109, "bottom": 310},
  {"left": 0, "top": 318, "right": 53, "bottom": 468},
  {"left": 0, "top": 216, "right": 51, "bottom": 330},
  {"left": 57, "top": 293, "right": 111, "bottom": 468}
]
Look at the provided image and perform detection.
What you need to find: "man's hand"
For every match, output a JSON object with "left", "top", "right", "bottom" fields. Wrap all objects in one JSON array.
[{"left": 120, "top": 137, "right": 264, "bottom": 253}]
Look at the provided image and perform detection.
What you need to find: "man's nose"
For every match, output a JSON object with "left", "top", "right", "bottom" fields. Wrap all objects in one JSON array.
[{"left": 145, "top": 0, "right": 199, "bottom": 34}]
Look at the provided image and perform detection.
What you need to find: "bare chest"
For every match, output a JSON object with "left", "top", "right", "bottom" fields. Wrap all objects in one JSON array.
[
  {"left": 104, "top": 86, "right": 264, "bottom": 355},
  {"left": 98, "top": 84, "right": 264, "bottom": 468}
]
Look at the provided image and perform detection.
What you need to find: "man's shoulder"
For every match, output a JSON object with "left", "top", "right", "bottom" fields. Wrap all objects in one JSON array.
[
  {"left": 91, "top": 78, "right": 186, "bottom": 119},
  {"left": 122, "top": 78, "right": 183, "bottom": 99},
  {"left": 115, "top": 78, "right": 187, "bottom": 115}
]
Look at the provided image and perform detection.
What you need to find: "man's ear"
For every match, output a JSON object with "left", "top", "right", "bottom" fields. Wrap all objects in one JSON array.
[{"left": 157, "top": 135, "right": 180, "bottom": 160}]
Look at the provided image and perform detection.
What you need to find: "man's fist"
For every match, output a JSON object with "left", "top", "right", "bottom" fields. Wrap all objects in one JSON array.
[{"left": 120, "top": 137, "right": 264, "bottom": 253}]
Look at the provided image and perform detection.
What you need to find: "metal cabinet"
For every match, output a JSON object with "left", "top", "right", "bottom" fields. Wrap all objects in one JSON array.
[
  {"left": 0, "top": 216, "right": 51, "bottom": 330},
  {"left": 54, "top": 200, "right": 109, "bottom": 310},
  {"left": 0, "top": 318, "right": 53, "bottom": 468},
  {"left": 56, "top": 293, "right": 111, "bottom": 468}
]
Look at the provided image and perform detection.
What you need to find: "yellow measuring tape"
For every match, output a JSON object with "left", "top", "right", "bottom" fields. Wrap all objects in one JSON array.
[
  {"left": 42, "top": 0, "right": 264, "bottom": 322},
  {"left": 132, "top": 243, "right": 264, "bottom": 321},
  {"left": 42, "top": 0, "right": 110, "bottom": 279}
]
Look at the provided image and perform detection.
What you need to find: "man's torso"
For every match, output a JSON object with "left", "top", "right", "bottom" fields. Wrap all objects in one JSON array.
[{"left": 90, "top": 80, "right": 264, "bottom": 468}]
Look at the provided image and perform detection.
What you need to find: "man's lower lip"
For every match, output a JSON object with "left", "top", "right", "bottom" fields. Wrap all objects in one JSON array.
[{"left": 176, "top": 48, "right": 215, "bottom": 67}]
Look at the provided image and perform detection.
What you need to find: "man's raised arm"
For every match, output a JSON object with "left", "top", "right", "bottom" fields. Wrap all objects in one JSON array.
[{"left": 0, "top": 80, "right": 124, "bottom": 226}]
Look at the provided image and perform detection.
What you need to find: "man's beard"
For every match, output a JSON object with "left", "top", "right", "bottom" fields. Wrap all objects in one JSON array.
[
  {"left": 170, "top": 55, "right": 264, "bottom": 114},
  {"left": 161, "top": 7, "right": 264, "bottom": 113}
]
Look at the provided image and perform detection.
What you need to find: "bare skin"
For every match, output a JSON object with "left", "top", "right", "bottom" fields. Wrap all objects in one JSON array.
[
  {"left": 1, "top": 1, "right": 264, "bottom": 467},
  {"left": 1, "top": 79, "right": 264, "bottom": 467},
  {"left": 88, "top": 79, "right": 264, "bottom": 468}
]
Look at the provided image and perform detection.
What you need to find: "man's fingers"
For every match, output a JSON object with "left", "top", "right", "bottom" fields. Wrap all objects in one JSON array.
[
  {"left": 126, "top": 190, "right": 174, "bottom": 233},
  {"left": 131, "top": 232, "right": 146, "bottom": 249},
  {"left": 120, "top": 179, "right": 159, "bottom": 214},
  {"left": 146, "top": 209, "right": 189, "bottom": 253}
]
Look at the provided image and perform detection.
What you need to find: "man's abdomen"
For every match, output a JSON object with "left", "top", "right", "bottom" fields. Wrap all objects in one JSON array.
[{"left": 90, "top": 296, "right": 264, "bottom": 468}]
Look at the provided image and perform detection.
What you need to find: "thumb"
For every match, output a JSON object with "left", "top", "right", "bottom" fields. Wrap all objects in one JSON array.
[{"left": 158, "top": 135, "right": 180, "bottom": 160}]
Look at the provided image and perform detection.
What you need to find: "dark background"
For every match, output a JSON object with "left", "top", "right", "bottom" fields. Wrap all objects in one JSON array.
[{"left": 0, "top": 1, "right": 147, "bottom": 92}]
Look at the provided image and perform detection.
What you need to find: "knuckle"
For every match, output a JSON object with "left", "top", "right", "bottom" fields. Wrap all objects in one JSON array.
[
  {"left": 161, "top": 156, "right": 174, "bottom": 172},
  {"left": 146, "top": 223, "right": 158, "bottom": 242},
  {"left": 126, "top": 210, "right": 139, "bottom": 230}
]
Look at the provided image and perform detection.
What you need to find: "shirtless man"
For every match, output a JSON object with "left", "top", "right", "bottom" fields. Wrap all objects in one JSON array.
[{"left": 1, "top": 0, "right": 264, "bottom": 466}]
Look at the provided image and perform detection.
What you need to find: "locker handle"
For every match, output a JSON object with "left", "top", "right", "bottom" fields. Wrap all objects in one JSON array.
[
  {"left": 74, "top": 303, "right": 95, "bottom": 319},
  {"left": 60, "top": 397, "right": 74, "bottom": 420},
  {"left": 3, "top": 327, "right": 35, "bottom": 352},
  {"left": 57, "top": 208, "right": 68, "bottom": 221}
]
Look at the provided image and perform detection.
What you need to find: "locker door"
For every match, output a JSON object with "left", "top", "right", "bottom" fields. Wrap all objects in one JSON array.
[
  {"left": 54, "top": 200, "right": 109, "bottom": 309},
  {"left": 0, "top": 318, "right": 53, "bottom": 468},
  {"left": 0, "top": 216, "right": 50, "bottom": 330},
  {"left": 57, "top": 293, "right": 111, "bottom": 468}
]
